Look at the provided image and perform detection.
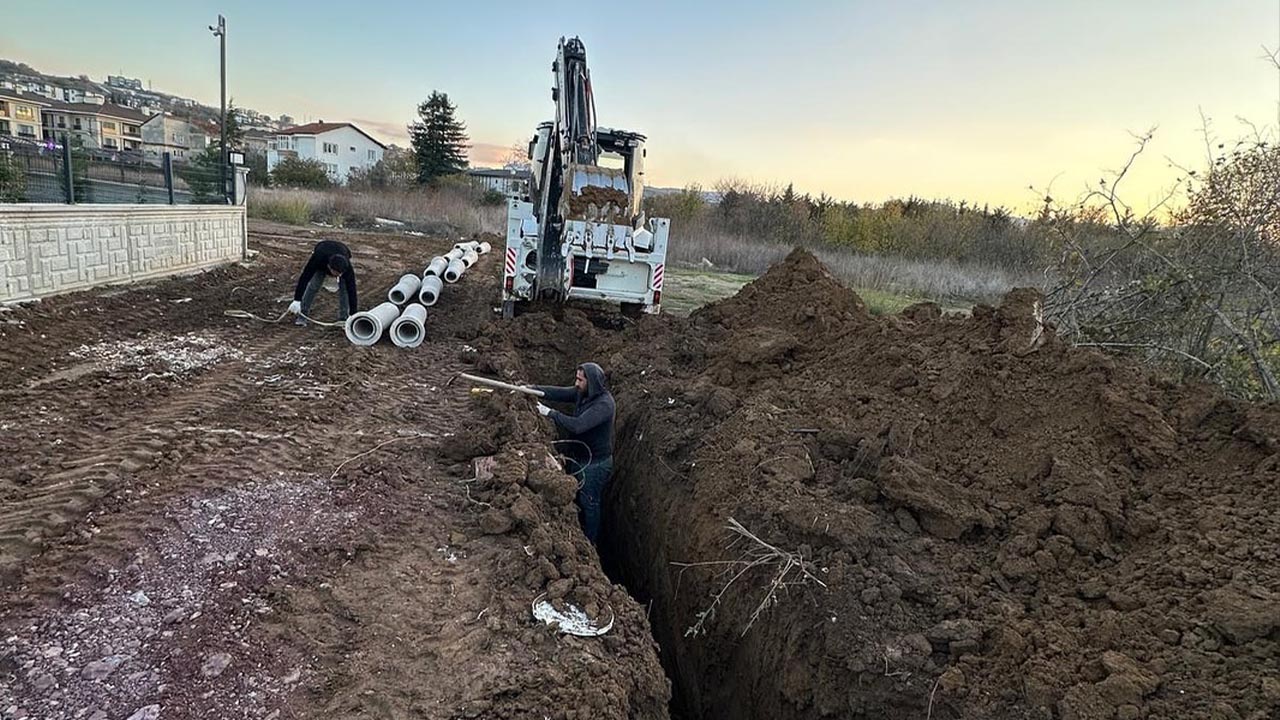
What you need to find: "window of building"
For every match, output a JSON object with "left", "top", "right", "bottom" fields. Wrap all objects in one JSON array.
[
  {"left": 18, "top": 124, "right": 35, "bottom": 137},
  {"left": 74, "top": 118, "right": 82, "bottom": 130},
  {"left": 104, "top": 138, "right": 118, "bottom": 148},
  {"left": 0, "top": 101, "right": 8, "bottom": 116},
  {"left": 0, "top": 120, "right": 10, "bottom": 135},
  {"left": 102, "top": 121, "right": 117, "bottom": 132},
  {"left": 368, "top": 149, "right": 376, "bottom": 161},
  {"left": 16, "top": 105, "right": 33, "bottom": 120},
  {"left": 349, "top": 146, "right": 355, "bottom": 152},
  {"left": 323, "top": 142, "right": 338, "bottom": 154}
]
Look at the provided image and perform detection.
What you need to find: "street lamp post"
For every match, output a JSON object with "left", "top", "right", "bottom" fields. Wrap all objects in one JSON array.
[{"left": 209, "top": 15, "right": 227, "bottom": 203}]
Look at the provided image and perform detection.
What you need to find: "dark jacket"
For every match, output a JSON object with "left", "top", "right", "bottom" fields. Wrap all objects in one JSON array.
[
  {"left": 294, "top": 240, "right": 357, "bottom": 311},
  {"left": 534, "top": 362, "right": 615, "bottom": 463}
]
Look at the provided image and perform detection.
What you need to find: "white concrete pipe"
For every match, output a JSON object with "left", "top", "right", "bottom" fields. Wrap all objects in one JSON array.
[
  {"left": 461, "top": 249, "right": 480, "bottom": 268},
  {"left": 418, "top": 274, "right": 444, "bottom": 306},
  {"left": 387, "top": 273, "right": 422, "bottom": 305},
  {"left": 390, "top": 303, "right": 428, "bottom": 349},
  {"left": 443, "top": 258, "right": 467, "bottom": 283},
  {"left": 423, "top": 256, "right": 449, "bottom": 277},
  {"left": 444, "top": 248, "right": 466, "bottom": 262},
  {"left": 477, "top": 241, "right": 492, "bottom": 255},
  {"left": 453, "top": 240, "right": 480, "bottom": 252},
  {"left": 345, "top": 301, "right": 400, "bottom": 346}
]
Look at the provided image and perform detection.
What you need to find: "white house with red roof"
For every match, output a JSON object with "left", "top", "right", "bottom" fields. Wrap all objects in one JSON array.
[{"left": 266, "top": 121, "right": 386, "bottom": 184}]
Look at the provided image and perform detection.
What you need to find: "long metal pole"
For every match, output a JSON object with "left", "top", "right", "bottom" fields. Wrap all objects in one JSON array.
[
  {"left": 457, "top": 373, "right": 545, "bottom": 397},
  {"left": 218, "top": 15, "right": 227, "bottom": 203}
]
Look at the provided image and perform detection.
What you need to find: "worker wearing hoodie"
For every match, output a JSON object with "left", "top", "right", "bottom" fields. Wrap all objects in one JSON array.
[
  {"left": 533, "top": 363, "right": 615, "bottom": 544},
  {"left": 288, "top": 240, "right": 358, "bottom": 325}
]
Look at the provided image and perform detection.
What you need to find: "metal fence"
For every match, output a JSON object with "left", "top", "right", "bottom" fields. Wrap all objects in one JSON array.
[{"left": 0, "top": 135, "right": 229, "bottom": 205}]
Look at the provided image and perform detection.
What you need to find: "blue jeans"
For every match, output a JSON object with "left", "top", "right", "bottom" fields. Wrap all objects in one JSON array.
[
  {"left": 571, "top": 457, "right": 613, "bottom": 545},
  {"left": 300, "top": 273, "right": 351, "bottom": 321}
]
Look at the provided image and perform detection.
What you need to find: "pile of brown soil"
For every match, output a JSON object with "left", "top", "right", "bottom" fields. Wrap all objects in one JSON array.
[
  {"left": 563, "top": 185, "right": 630, "bottom": 222},
  {"left": 478, "top": 249, "right": 1280, "bottom": 719}
]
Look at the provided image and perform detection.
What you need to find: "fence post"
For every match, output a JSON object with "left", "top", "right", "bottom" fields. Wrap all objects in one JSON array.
[
  {"left": 61, "top": 141, "right": 74, "bottom": 204},
  {"left": 163, "top": 152, "right": 175, "bottom": 204}
]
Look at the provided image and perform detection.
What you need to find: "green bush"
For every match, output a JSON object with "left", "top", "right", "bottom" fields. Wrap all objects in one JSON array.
[
  {"left": 271, "top": 157, "right": 333, "bottom": 189},
  {"left": 0, "top": 152, "right": 26, "bottom": 202}
]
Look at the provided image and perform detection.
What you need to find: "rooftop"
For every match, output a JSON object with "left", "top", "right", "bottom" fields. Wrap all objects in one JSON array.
[{"left": 277, "top": 122, "right": 385, "bottom": 149}]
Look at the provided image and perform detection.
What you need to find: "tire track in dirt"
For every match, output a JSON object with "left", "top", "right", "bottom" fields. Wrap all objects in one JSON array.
[{"left": 0, "top": 329, "right": 304, "bottom": 582}]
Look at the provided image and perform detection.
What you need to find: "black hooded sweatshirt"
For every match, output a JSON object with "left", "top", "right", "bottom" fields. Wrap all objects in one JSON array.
[
  {"left": 533, "top": 362, "right": 615, "bottom": 464},
  {"left": 293, "top": 240, "right": 357, "bottom": 311}
]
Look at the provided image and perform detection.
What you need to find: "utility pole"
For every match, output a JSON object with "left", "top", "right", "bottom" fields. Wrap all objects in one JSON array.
[{"left": 209, "top": 14, "right": 227, "bottom": 203}]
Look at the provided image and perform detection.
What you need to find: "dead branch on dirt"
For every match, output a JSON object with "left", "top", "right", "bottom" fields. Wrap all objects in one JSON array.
[
  {"left": 329, "top": 433, "right": 436, "bottom": 480},
  {"left": 672, "top": 517, "right": 827, "bottom": 638},
  {"left": 927, "top": 675, "right": 942, "bottom": 719}
]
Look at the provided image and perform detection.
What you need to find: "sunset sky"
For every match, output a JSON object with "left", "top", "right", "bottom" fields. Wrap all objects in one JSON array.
[{"left": 3, "top": 0, "right": 1276, "bottom": 212}]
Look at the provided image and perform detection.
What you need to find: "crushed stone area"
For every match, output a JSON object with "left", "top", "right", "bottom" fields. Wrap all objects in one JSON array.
[{"left": 1, "top": 477, "right": 355, "bottom": 720}]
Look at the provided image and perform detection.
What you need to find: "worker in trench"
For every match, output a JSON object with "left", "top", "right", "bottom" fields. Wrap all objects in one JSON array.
[
  {"left": 287, "top": 240, "right": 358, "bottom": 325},
  {"left": 531, "top": 363, "right": 615, "bottom": 545}
]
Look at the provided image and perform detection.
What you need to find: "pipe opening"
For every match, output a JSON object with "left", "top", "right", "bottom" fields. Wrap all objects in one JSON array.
[
  {"left": 351, "top": 316, "right": 379, "bottom": 340},
  {"left": 395, "top": 323, "right": 422, "bottom": 345}
]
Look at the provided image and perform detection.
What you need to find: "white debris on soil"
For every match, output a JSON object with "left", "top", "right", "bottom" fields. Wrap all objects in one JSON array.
[
  {"left": 0, "top": 476, "right": 358, "bottom": 720},
  {"left": 68, "top": 332, "right": 251, "bottom": 380},
  {"left": 373, "top": 217, "right": 405, "bottom": 227},
  {"left": 532, "top": 595, "right": 615, "bottom": 637}
]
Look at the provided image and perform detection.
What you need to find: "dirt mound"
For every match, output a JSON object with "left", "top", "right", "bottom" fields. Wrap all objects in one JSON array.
[{"left": 525, "top": 248, "right": 1280, "bottom": 719}]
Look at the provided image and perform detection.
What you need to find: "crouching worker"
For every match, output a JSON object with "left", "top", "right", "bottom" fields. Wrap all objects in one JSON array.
[
  {"left": 288, "top": 240, "right": 357, "bottom": 325},
  {"left": 532, "top": 363, "right": 615, "bottom": 545}
]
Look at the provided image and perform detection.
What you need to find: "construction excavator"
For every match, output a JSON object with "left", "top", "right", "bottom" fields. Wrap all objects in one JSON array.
[{"left": 502, "top": 37, "right": 671, "bottom": 319}]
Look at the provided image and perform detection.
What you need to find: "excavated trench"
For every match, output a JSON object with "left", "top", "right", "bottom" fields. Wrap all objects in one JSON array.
[
  {"left": 599, "top": 417, "right": 713, "bottom": 720},
  {"left": 519, "top": 312, "right": 912, "bottom": 719},
  {"left": 598, "top": 411, "right": 850, "bottom": 720}
]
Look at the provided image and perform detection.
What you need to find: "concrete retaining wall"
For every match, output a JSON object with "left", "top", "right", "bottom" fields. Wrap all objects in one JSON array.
[{"left": 0, "top": 204, "right": 247, "bottom": 303}]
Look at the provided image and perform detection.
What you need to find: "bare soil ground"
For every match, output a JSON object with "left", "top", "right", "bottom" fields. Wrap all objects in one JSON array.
[
  {"left": 6, "top": 227, "right": 1280, "bottom": 720},
  {"left": 467, "top": 250, "right": 1280, "bottom": 720},
  {"left": 0, "top": 221, "right": 668, "bottom": 720}
]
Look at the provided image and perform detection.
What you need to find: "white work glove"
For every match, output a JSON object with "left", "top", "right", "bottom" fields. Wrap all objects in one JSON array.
[
  {"left": 536, "top": 402, "right": 552, "bottom": 417},
  {"left": 287, "top": 300, "right": 302, "bottom": 315}
]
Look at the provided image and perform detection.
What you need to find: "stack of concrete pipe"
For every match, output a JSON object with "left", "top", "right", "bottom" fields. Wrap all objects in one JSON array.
[{"left": 345, "top": 238, "right": 491, "bottom": 347}]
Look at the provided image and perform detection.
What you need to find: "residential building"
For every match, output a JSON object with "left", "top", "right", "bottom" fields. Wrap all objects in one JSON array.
[
  {"left": 51, "top": 86, "right": 105, "bottom": 104},
  {"left": 141, "top": 113, "right": 209, "bottom": 163},
  {"left": 267, "top": 122, "right": 385, "bottom": 184},
  {"left": 107, "top": 75, "right": 143, "bottom": 92},
  {"left": 0, "top": 91, "right": 50, "bottom": 139},
  {"left": 41, "top": 100, "right": 151, "bottom": 151},
  {"left": 242, "top": 129, "right": 271, "bottom": 156},
  {"left": 466, "top": 167, "right": 532, "bottom": 198}
]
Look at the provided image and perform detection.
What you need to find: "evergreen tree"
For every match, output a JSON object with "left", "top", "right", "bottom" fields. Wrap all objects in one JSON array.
[
  {"left": 408, "top": 91, "right": 469, "bottom": 184},
  {"left": 0, "top": 151, "right": 26, "bottom": 202},
  {"left": 220, "top": 100, "right": 245, "bottom": 150}
]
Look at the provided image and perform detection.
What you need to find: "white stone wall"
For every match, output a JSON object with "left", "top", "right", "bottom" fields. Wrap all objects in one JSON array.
[{"left": 0, "top": 204, "right": 246, "bottom": 303}]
